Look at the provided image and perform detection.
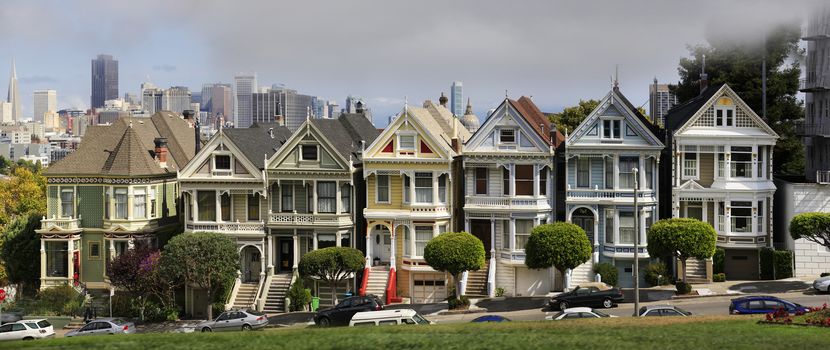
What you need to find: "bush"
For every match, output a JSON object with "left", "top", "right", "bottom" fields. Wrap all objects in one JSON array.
[
  {"left": 287, "top": 279, "right": 312, "bottom": 312},
  {"left": 675, "top": 281, "right": 692, "bottom": 294},
  {"left": 593, "top": 262, "right": 618, "bottom": 287},
  {"left": 211, "top": 303, "right": 226, "bottom": 318},
  {"left": 495, "top": 287, "right": 505, "bottom": 298},
  {"left": 821, "top": 272, "right": 830, "bottom": 277},
  {"left": 446, "top": 294, "right": 470, "bottom": 310},
  {"left": 111, "top": 293, "right": 137, "bottom": 317},
  {"left": 713, "top": 248, "right": 725, "bottom": 274},
  {"left": 773, "top": 250, "right": 793, "bottom": 279},
  {"left": 644, "top": 262, "right": 670, "bottom": 286},
  {"left": 525, "top": 223, "right": 592, "bottom": 273},
  {"left": 35, "top": 284, "right": 83, "bottom": 316},
  {"left": 713, "top": 273, "right": 726, "bottom": 282},
  {"left": 760, "top": 248, "right": 775, "bottom": 280}
]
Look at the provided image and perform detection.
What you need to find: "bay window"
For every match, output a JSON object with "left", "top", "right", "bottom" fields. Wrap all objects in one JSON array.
[
  {"left": 515, "top": 219, "right": 533, "bottom": 250},
  {"left": 115, "top": 188, "right": 128, "bottom": 219},
  {"left": 134, "top": 187, "right": 146, "bottom": 219},
  {"left": 403, "top": 175, "right": 411, "bottom": 203},
  {"left": 45, "top": 241, "right": 68, "bottom": 277},
  {"left": 414, "top": 173, "right": 433, "bottom": 203},
  {"left": 220, "top": 193, "right": 231, "bottom": 221},
  {"left": 60, "top": 189, "right": 74, "bottom": 218},
  {"left": 731, "top": 147, "right": 752, "bottom": 178},
  {"left": 645, "top": 158, "right": 654, "bottom": 189},
  {"left": 502, "top": 168, "right": 510, "bottom": 195},
  {"left": 605, "top": 157, "right": 614, "bottom": 189},
  {"left": 415, "top": 226, "right": 432, "bottom": 256},
  {"left": 539, "top": 167, "right": 547, "bottom": 195},
  {"left": 731, "top": 201, "right": 752, "bottom": 233},
  {"left": 757, "top": 200, "right": 765, "bottom": 234},
  {"left": 502, "top": 221, "right": 510, "bottom": 250},
  {"left": 619, "top": 211, "right": 635, "bottom": 244},
  {"left": 318, "top": 234, "right": 336, "bottom": 249},
  {"left": 317, "top": 182, "right": 336, "bottom": 213},
  {"left": 438, "top": 174, "right": 447, "bottom": 203},
  {"left": 605, "top": 209, "right": 614, "bottom": 244}
]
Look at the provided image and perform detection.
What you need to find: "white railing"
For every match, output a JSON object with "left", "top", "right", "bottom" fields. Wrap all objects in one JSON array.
[
  {"left": 566, "top": 189, "right": 655, "bottom": 200},
  {"left": 186, "top": 221, "right": 264, "bottom": 233},
  {"left": 268, "top": 212, "right": 352, "bottom": 226},
  {"left": 40, "top": 216, "right": 81, "bottom": 231},
  {"left": 465, "top": 196, "right": 550, "bottom": 208}
]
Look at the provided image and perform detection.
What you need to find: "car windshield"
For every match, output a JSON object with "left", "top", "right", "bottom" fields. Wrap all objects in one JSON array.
[
  {"left": 675, "top": 307, "right": 691, "bottom": 315},
  {"left": 592, "top": 310, "right": 610, "bottom": 317},
  {"left": 413, "top": 314, "right": 431, "bottom": 325}
]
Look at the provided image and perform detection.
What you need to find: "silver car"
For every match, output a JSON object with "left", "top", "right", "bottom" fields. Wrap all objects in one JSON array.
[
  {"left": 196, "top": 310, "right": 268, "bottom": 332},
  {"left": 813, "top": 275, "right": 830, "bottom": 293},
  {"left": 65, "top": 318, "right": 136, "bottom": 337}
]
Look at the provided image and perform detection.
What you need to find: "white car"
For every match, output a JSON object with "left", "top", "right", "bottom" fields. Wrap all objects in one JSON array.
[
  {"left": 813, "top": 276, "right": 830, "bottom": 293},
  {"left": 547, "top": 307, "right": 618, "bottom": 320},
  {"left": 0, "top": 319, "right": 55, "bottom": 341}
]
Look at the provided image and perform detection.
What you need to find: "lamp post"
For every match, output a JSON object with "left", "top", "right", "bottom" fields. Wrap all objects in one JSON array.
[{"left": 633, "top": 167, "right": 640, "bottom": 316}]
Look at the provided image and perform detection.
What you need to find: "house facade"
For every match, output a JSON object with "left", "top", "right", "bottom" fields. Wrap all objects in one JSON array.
[
  {"left": 661, "top": 84, "right": 778, "bottom": 281},
  {"left": 566, "top": 87, "right": 664, "bottom": 288},
  {"left": 37, "top": 112, "right": 196, "bottom": 297},
  {"left": 461, "top": 96, "right": 556, "bottom": 297}
]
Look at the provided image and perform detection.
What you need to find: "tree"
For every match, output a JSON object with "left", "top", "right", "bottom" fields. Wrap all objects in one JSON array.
[
  {"left": 0, "top": 167, "right": 46, "bottom": 228},
  {"left": 646, "top": 218, "right": 717, "bottom": 282},
  {"left": 423, "top": 232, "right": 485, "bottom": 297},
  {"left": 107, "top": 245, "right": 157, "bottom": 320},
  {"left": 0, "top": 213, "right": 42, "bottom": 295},
  {"left": 547, "top": 99, "right": 600, "bottom": 134},
  {"left": 673, "top": 20, "right": 804, "bottom": 175},
  {"left": 524, "top": 222, "right": 592, "bottom": 289},
  {"left": 790, "top": 212, "right": 830, "bottom": 250},
  {"left": 160, "top": 232, "right": 238, "bottom": 320},
  {"left": 298, "top": 247, "right": 364, "bottom": 306}
]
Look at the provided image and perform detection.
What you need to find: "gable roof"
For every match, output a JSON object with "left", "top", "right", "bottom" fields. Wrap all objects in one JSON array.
[
  {"left": 310, "top": 113, "right": 380, "bottom": 162},
  {"left": 611, "top": 87, "right": 661, "bottom": 137},
  {"left": 664, "top": 84, "right": 723, "bottom": 132},
  {"left": 567, "top": 87, "right": 663, "bottom": 147},
  {"left": 223, "top": 123, "right": 292, "bottom": 169},
  {"left": 419, "top": 101, "right": 472, "bottom": 146},
  {"left": 46, "top": 111, "right": 196, "bottom": 177},
  {"left": 509, "top": 96, "right": 553, "bottom": 146}
]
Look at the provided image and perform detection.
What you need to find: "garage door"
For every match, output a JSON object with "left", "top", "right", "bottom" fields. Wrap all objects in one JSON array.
[
  {"left": 724, "top": 249, "right": 759, "bottom": 280},
  {"left": 515, "top": 267, "right": 551, "bottom": 296},
  {"left": 411, "top": 273, "right": 447, "bottom": 303}
]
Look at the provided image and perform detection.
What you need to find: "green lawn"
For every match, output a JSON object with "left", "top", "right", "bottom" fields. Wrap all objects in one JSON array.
[{"left": 4, "top": 316, "right": 828, "bottom": 350}]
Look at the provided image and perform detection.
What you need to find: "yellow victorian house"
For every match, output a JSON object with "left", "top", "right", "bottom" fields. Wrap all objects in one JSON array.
[{"left": 360, "top": 99, "right": 470, "bottom": 304}]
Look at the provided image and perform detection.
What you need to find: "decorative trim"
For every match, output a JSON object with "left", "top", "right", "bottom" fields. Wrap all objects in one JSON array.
[{"left": 49, "top": 177, "right": 166, "bottom": 184}]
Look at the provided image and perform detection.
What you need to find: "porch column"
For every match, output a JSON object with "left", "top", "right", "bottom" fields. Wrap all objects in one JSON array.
[
  {"left": 312, "top": 181, "right": 318, "bottom": 214},
  {"left": 292, "top": 231, "right": 299, "bottom": 269},
  {"left": 593, "top": 215, "right": 600, "bottom": 264},
  {"left": 335, "top": 181, "right": 342, "bottom": 214},
  {"left": 432, "top": 172, "right": 439, "bottom": 205},
  {"left": 313, "top": 232, "right": 318, "bottom": 250},
  {"left": 365, "top": 225, "right": 372, "bottom": 268},
  {"left": 266, "top": 232, "right": 274, "bottom": 274},
  {"left": 639, "top": 156, "right": 646, "bottom": 189},
  {"left": 509, "top": 218, "right": 516, "bottom": 251},
  {"left": 408, "top": 172, "right": 416, "bottom": 204},
  {"left": 390, "top": 228, "right": 396, "bottom": 267},
  {"left": 215, "top": 190, "right": 222, "bottom": 222},
  {"left": 613, "top": 155, "right": 619, "bottom": 190},
  {"left": 192, "top": 191, "right": 198, "bottom": 223},
  {"left": 488, "top": 218, "right": 497, "bottom": 297},
  {"left": 109, "top": 239, "right": 116, "bottom": 260},
  {"left": 335, "top": 231, "right": 342, "bottom": 247},
  {"left": 127, "top": 188, "right": 133, "bottom": 220},
  {"left": 40, "top": 240, "right": 46, "bottom": 281},
  {"left": 66, "top": 239, "right": 74, "bottom": 281},
  {"left": 508, "top": 164, "right": 515, "bottom": 196},
  {"left": 533, "top": 164, "right": 540, "bottom": 197}
]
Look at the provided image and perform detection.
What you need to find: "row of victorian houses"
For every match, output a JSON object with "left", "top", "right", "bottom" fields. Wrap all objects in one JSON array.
[{"left": 35, "top": 81, "right": 783, "bottom": 317}]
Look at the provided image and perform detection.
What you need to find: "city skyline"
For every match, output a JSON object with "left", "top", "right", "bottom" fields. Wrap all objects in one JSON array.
[{"left": 0, "top": 0, "right": 813, "bottom": 126}]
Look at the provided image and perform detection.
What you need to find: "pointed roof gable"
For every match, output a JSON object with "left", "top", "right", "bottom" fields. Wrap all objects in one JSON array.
[
  {"left": 568, "top": 87, "right": 663, "bottom": 148},
  {"left": 223, "top": 123, "right": 291, "bottom": 169},
  {"left": 664, "top": 84, "right": 723, "bottom": 132},
  {"left": 465, "top": 96, "right": 553, "bottom": 153},
  {"left": 667, "top": 84, "right": 779, "bottom": 138},
  {"left": 364, "top": 105, "right": 452, "bottom": 159},
  {"left": 311, "top": 114, "right": 380, "bottom": 162},
  {"left": 102, "top": 126, "right": 163, "bottom": 176},
  {"left": 510, "top": 96, "right": 553, "bottom": 146}
]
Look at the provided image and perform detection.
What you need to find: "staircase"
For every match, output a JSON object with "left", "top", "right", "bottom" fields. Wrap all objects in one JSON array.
[
  {"left": 364, "top": 265, "right": 389, "bottom": 299},
  {"left": 231, "top": 282, "right": 258, "bottom": 310},
  {"left": 465, "top": 262, "right": 489, "bottom": 297},
  {"left": 683, "top": 258, "right": 709, "bottom": 284},
  {"left": 263, "top": 273, "right": 292, "bottom": 314},
  {"left": 572, "top": 261, "right": 595, "bottom": 286}
]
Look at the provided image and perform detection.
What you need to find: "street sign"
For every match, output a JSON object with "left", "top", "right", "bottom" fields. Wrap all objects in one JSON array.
[{"left": 0, "top": 289, "right": 6, "bottom": 302}]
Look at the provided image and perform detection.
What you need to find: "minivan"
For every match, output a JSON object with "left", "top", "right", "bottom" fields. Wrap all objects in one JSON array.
[{"left": 348, "top": 309, "right": 432, "bottom": 327}]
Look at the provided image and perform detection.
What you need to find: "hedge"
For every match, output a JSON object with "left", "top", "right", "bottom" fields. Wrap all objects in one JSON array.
[{"left": 760, "top": 248, "right": 793, "bottom": 280}]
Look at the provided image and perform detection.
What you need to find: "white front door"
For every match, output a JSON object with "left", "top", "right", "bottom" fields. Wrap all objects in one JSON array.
[{"left": 372, "top": 228, "right": 391, "bottom": 263}]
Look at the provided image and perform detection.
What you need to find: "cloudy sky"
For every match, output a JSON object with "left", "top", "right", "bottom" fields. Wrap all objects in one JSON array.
[{"left": 0, "top": 0, "right": 818, "bottom": 126}]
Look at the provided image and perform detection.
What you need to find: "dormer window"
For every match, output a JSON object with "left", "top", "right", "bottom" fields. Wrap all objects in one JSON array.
[
  {"left": 213, "top": 154, "right": 232, "bottom": 176},
  {"left": 499, "top": 129, "right": 516, "bottom": 143},
  {"left": 602, "top": 119, "right": 622, "bottom": 139},
  {"left": 300, "top": 145, "right": 318, "bottom": 161},
  {"left": 715, "top": 97, "right": 735, "bottom": 127}
]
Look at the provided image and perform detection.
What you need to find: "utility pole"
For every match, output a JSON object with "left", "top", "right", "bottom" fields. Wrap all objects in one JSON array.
[{"left": 633, "top": 167, "right": 640, "bottom": 316}]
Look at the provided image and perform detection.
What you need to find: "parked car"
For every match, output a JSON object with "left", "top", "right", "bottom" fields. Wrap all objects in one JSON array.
[
  {"left": 548, "top": 282, "right": 625, "bottom": 310},
  {"left": 729, "top": 296, "right": 811, "bottom": 315},
  {"left": 470, "top": 315, "right": 511, "bottom": 323},
  {"left": 547, "top": 307, "right": 616, "bottom": 320},
  {"left": 196, "top": 309, "right": 268, "bottom": 332},
  {"left": 813, "top": 275, "right": 830, "bottom": 293},
  {"left": 0, "top": 319, "right": 54, "bottom": 341},
  {"left": 314, "top": 294, "right": 384, "bottom": 327},
  {"left": 349, "top": 309, "right": 432, "bottom": 326},
  {"left": 65, "top": 318, "right": 135, "bottom": 337},
  {"left": 638, "top": 305, "right": 692, "bottom": 317}
]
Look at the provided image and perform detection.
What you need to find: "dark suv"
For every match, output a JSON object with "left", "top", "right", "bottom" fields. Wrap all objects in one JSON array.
[{"left": 313, "top": 294, "right": 383, "bottom": 327}]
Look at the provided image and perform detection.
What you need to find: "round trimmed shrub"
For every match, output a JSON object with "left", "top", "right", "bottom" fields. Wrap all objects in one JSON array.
[
  {"left": 675, "top": 281, "right": 692, "bottom": 294},
  {"left": 713, "top": 273, "right": 726, "bottom": 282},
  {"left": 592, "top": 262, "right": 618, "bottom": 287},
  {"left": 525, "top": 222, "right": 592, "bottom": 273}
]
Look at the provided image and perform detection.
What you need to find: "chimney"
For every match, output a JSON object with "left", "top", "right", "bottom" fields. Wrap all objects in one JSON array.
[
  {"left": 154, "top": 137, "right": 168, "bottom": 168},
  {"left": 439, "top": 92, "right": 448, "bottom": 108},
  {"left": 699, "top": 54, "right": 708, "bottom": 94},
  {"left": 268, "top": 127, "right": 274, "bottom": 139},
  {"left": 451, "top": 138, "right": 461, "bottom": 153},
  {"left": 275, "top": 115, "right": 285, "bottom": 127}
]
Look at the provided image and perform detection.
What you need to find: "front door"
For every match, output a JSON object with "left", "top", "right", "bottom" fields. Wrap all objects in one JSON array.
[
  {"left": 278, "top": 238, "right": 293, "bottom": 273},
  {"left": 470, "top": 220, "right": 492, "bottom": 259},
  {"left": 572, "top": 209, "right": 595, "bottom": 247},
  {"left": 372, "top": 226, "right": 391, "bottom": 263}
]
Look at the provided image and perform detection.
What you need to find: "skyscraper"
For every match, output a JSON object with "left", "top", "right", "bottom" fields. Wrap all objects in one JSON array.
[
  {"left": 648, "top": 79, "right": 678, "bottom": 127},
  {"left": 33, "top": 89, "right": 57, "bottom": 123},
  {"left": 451, "top": 81, "right": 463, "bottom": 116},
  {"left": 142, "top": 84, "right": 163, "bottom": 115},
  {"left": 162, "top": 86, "right": 192, "bottom": 114},
  {"left": 91, "top": 54, "right": 119, "bottom": 109},
  {"left": 251, "top": 87, "right": 315, "bottom": 131},
  {"left": 234, "top": 74, "right": 257, "bottom": 128},
  {"left": 7, "top": 60, "right": 20, "bottom": 122},
  {"left": 210, "top": 84, "right": 233, "bottom": 127}
]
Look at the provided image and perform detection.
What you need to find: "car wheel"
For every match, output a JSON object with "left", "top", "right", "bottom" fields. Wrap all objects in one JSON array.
[
  {"left": 318, "top": 317, "right": 331, "bottom": 327},
  {"left": 201, "top": 327, "right": 212, "bottom": 333},
  {"left": 242, "top": 324, "right": 252, "bottom": 331},
  {"left": 559, "top": 301, "right": 569, "bottom": 310},
  {"left": 602, "top": 298, "right": 613, "bottom": 309}
]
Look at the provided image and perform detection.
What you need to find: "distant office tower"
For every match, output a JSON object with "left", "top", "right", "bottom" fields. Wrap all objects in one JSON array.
[
  {"left": 649, "top": 79, "right": 678, "bottom": 127},
  {"left": 210, "top": 84, "right": 233, "bottom": 127},
  {"left": 328, "top": 103, "right": 340, "bottom": 119},
  {"left": 313, "top": 97, "right": 327, "bottom": 118},
  {"left": 451, "top": 81, "right": 463, "bottom": 116},
  {"left": 234, "top": 74, "right": 257, "bottom": 128},
  {"left": 345, "top": 95, "right": 364, "bottom": 113},
  {"left": 142, "top": 85, "right": 163, "bottom": 115},
  {"left": 91, "top": 54, "right": 119, "bottom": 109},
  {"left": 124, "top": 92, "right": 140, "bottom": 106},
  {"left": 0, "top": 101, "right": 11, "bottom": 124},
  {"left": 250, "top": 87, "right": 315, "bottom": 130},
  {"left": 200, "top": 84, "right": 214, "bottom": 111},
  {"left": 33, "top": 90, "right": 57, "bottom": 123},
  {"left": 251, "top": 89, "right": 280, "bottom": 124},
  {"left": 7, "top": 60, "right": 20, "bottom": 122},
  {"left": 162, "top": 86, "right": 192, "bottom": 113}
]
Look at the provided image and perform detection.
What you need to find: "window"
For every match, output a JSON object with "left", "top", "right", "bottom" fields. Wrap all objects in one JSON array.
[
  {"left": 602, "top": 119, "right": 621, "bottom": 139},
  {"left": 683, "top": 152, "right": 698, "bottom": 178},
  {"left": 248, "top": 194, "right": 260, "bottom": 221},
  {"left": 300, "top": 145, "right": 318, "bottom": 161},
  {"left": 281, "top": 184, "right": 294, "bottom": 212},
  {"left": 618, "top": 156, "right": 638, "bottom": 189},
  {"left": 475, "top": 168, "right": 488, "bottom": 195},
  {"left": 341, "top": 184, "right": 351, "bottom": 213},
  {"left": 731, "top": 201, "right": 752, "bottom": 233},
  {"left": 341, "top": 231, "right": 351, "bottom": 248},
  {"left": 317, "top": 182, "right": 336, "bottom": 213},
  {"left": 758, "top": 146, "right": 765, "bottom": 179},
  {"left": 318, "top": 234, "right": 336, "bottom": 249},
  {"left": 414, "top": 172, "right": 433, "bottom": 203},
  {"left": 134, "top": 187, "right": 146, "bottom": 219},
  {"left": 758, "top": 200, "right": 765, "bottom": 234},
  {"left": 731, "top": 147, "right": 752, "bottom": 178},
  {"left": 398, "top": 134, "right": 416, "bottom": 151},
  {"left": 717, "top": 152, "right": 726, "bottom": 178},
  {"left": 502, "top": 221, "right": 510, "bottom": 250},
  {"left": 539, "top": 167, "right": 547, "bottom": 195},
  {"left": 515, "top": 165, "right": 533, "bottom": 196},
  {"left": 60, "top": 189, "right": 74, "bottom": 218},
  {"left": 415, "top": 226, "right": 432, "bottom": 256},
  {"left": 438, "top": 174, "right": 447, "bottom": 203},
  {"left": 115, "top": 188, "right": 128, "bottom": 219},
  {"left": 214, "top": 154, "right": 231, "bottom": 173},
  {"left": 403, "top": 175, "right": 411, "bottom": 203},
  {"left": 404, "top": 228, "right": 411, "bottom": 255},
  {"left": 619, "top": 211, "right": 635, "bottom": 244},
  {"left": 515, "top": 219, "right": 533, "bottom": 250},
  {"left": 503, "top": 168, "right": 510, "bottom": 195},
  {"left": 220, "top": 193, "right": 231, "bottom": 221},
  {"left": 645, "top": 159, "right": 654, "bottom": 189},
  {"left": 716, "top": 106, "right": 735, "bottom": 127},
  {"left": 307, "top": 184, "right": 314, "bottom": 213},
  {"left": 150, "top": 188, "right": 157, "bottom": 218},
  {"left": 577, "top": 157, "right": 590, "bottom": 188},
  {"left": 105, "top": 187, "right": 111, "bottom": 219},
  {"left": 376, "top": 175, "right": 389, "bottom": 203},
  {"left": 45, "top": 241, "right": 68, "bottom": 277},
  {"left": 605, "top": 157, "right": 613, "bottom": 189},
  {"left": 686, "top": 201, "right": 703, "bottom": 221},
  {"left": 499, "top": 129, "right": 516, "bottom": 143},
  {"left": 89, "top": 241, "right": 101, "bottom": 259},
  {"left": 197, "top": 190, "right": 216, "bottom": 221},
  {"left": 605, "top": 210, "right": 614, "bottom": 244}
]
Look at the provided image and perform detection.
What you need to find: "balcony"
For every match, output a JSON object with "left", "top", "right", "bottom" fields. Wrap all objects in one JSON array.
[
  {"left": 800, "top": 77, "right": 830, "bottom": 92},
  {"left": 39, "top": 216, "right": 81, "bottom": 232},
  {"left": 566, "top": 189, "right": 655, "bottom": 202},
  {"left": 268, "top": 212, "right": 352, "bottom": 227},
  {"left": 818, "top": 171, "right": 830, "bottom": 185},
  {"left": 186, "top": 221, "right": 264, "bottom": 234},
  {"left": 795, "top": 121, "right": 830, "bottom": 137},
  {"left": 602, "top": 245, "right": 648, "bottom": 258},
  {"left": 464, "top": 196, "right": 550, "bottom": 210},
  {"left": 716, "top": 234, "right": 766, "bottom": 247}
]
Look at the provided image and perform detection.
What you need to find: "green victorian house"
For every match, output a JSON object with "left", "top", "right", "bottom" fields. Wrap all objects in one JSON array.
[{"left": 37, "top": 111, "right": 197, "bottom": 295}]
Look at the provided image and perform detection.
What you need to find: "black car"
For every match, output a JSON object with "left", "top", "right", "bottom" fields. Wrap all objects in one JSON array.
[
  {"left": 548, "top": 283, "right": 624, "bottom": 310},
  {"left": 313, "top": 294, "right": 384, "bottom": 327}
]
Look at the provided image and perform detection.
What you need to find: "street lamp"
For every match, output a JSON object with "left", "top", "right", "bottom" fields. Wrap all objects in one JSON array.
[{"left": 632, "top": 167, "right": 640, "bottom": 317}]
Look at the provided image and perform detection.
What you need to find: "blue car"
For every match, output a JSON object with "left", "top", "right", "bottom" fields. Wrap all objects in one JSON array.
[
  {"left": 729, "top": 296, "right": 810, "bottom": 315},
  {"left": 470, "top": 315, "right": 511, "bottom": 323}
]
